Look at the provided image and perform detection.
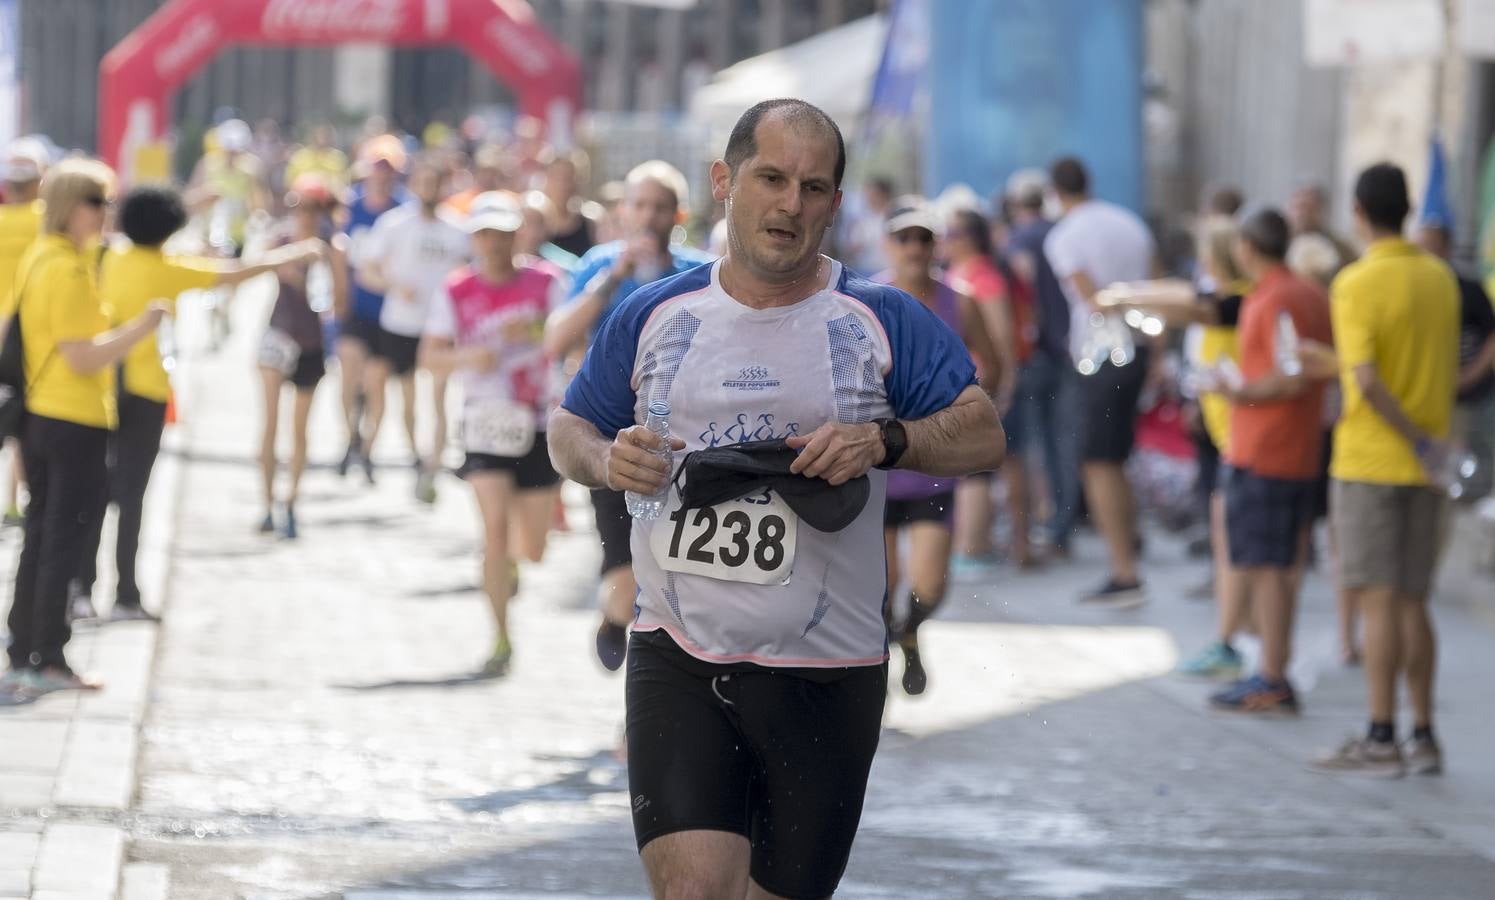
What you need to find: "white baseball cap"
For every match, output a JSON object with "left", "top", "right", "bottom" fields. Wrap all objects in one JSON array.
[
  {"left": 2, "top": 137, "right": 50, "bottom": 183},
  {"left": 465, "top": 191, "right": 523, "bottom": 234},
  {"left": 885, "top": 197, "right": 942, "bottom": 237},
  {"left": 216, "top": 119, "right": 252, "bottom": 153}
]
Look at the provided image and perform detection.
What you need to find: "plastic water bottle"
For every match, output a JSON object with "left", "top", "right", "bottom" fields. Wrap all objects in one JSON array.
[
  {"left": 626, "top": 401, "right": 674, "bottom": 520},
  {"left": 1422, "top": 442, "right": 1480, "bottom": 499},
  {"left": 1275, "top": 311, "right": 1302, "bottom": 376}
]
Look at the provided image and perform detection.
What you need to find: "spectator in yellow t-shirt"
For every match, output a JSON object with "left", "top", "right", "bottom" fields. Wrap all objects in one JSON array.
[
  {"left": 1311, "top": 163, "right": 1460, "bottom": 777},
  {"left": 285, "top": 125, "right": 349, "bottom": 196},
  {"left": 0, "top": 137, "right": 49, "bottom": 527},
  {"left": 1, "top": 160, "right": 166, "bottom": 698},
  {"left": 68, "top": 184, "right": 322, "bottom": 623}
]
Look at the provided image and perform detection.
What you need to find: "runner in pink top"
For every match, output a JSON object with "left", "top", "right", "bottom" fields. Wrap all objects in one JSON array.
[{"left": 418, "top": 192, "right": 566, "bottom": 678}]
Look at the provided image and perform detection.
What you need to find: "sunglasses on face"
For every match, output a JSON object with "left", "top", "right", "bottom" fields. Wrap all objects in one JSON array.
[{"left": 892, "top": 229, "right": 934, "bottom": 246}]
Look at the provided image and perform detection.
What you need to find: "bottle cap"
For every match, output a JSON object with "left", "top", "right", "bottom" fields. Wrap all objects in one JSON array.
[{"left": 648, "top": 401, "right": 671, "bottom": 418}]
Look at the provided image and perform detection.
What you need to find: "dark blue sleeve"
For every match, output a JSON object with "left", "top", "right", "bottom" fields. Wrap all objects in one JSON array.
[
  {"left": 561, "top": 305, "right": 640, "bottom": 437},
  {"left": 864, "top": 282, "right": 978, "bottom": 420}
]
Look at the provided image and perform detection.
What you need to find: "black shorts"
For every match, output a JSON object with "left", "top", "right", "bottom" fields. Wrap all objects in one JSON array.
[
  {"left": 1080, "top": 344, "right": 1149, "bottom": 463},
  {"left": 458, "top": 433, "right": 559, "bottom": 490},
  {"left": 1223, "top": 465, "right": 1316, "bottom": 567},
  {"left": 290, "top": 350, "right": 325, "bottom": 390},
  {"left": 626, "top": 630, "right": 886, "bottom": 899},
  {"left": 339, "top": 315, "right": 382, "bottom": 352},
  {"left": 884, "top": 491, "right": 956, "bottom": 528},
  {"left": 591, "top": 488, "right": 633, "bottom": 576},
  {"left": 376, "top": 328, "right": 421, "bottom": 376}
]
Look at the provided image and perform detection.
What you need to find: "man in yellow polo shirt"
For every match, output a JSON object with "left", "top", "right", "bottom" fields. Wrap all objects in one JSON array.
[
  {"left": 1310, "top": 163, "right": 1460, "bottom": 777},
  {"left": 0, "top": 138, "right": 48, "bottom": 526}
]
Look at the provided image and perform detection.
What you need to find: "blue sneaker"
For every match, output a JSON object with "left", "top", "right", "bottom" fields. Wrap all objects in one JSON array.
[
  {"left": 1210, "top": 675, "right": 1299, "bottom": 715},
  {"left": 1176, "top": 641, "right": 1242, "bottom": 679}
]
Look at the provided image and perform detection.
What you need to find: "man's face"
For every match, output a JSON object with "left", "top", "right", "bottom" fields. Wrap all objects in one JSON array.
[
  {"left": 368, "top": 160, "right": 396, "bottom": 192},
  {"left": 409, "top": 167, "right": 443, "bottom": 207},
  {"left": 713, "top": 116, "right": 842, "bottom": 278},
  {"left": 888, "top": 227, "right": 935, "bottom": 281},
  {"left": 1290, "top": 188, "right": 1324, "bottom": 233},
  {"left": 622, "top": 179, "right": 679, "bottom": 245}
]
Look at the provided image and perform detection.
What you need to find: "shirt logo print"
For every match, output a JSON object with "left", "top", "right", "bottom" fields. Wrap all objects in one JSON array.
[{"left": 721, "top": 365, "right": 782, "bottom": 392}]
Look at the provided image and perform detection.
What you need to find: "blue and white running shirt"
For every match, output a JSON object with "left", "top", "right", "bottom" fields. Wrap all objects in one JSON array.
[{"left": 563, "top": 258, "right": 976, "bottom": 667}]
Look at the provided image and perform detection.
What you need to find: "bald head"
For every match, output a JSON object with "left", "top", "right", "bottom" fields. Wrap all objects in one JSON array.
[{"left": 724, "top": 98, "right": 846, "bottom": 189}]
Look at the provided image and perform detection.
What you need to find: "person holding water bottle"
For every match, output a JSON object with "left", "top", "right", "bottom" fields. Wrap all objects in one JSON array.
[
  {"left": 419, "top": 191, "right": 565, "bottom": 677},
  {"left": 548, "top": 99, "right": 1003, "bottom": 899}
]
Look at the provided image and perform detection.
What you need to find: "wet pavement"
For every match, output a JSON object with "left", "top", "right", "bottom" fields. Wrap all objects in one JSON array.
[{"left": 7, "top": 287, "right": 1495, "bottom": 898}]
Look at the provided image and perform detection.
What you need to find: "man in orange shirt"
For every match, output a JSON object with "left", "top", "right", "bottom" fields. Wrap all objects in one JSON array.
[{"left": 1206, "top": 209, "right": 1333, "bottom": 714}]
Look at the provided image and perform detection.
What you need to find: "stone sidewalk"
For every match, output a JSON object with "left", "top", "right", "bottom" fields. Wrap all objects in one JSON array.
[{"left": 7, "top": 285, "right": 1495, "bottom": 899}]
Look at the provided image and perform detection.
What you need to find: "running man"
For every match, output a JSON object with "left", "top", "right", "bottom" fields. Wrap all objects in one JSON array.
[
  {"left": 879, "top": 198, "right": 1000, "bottom": 696},
  {"left": 543, "top": 161, "right": 712, "bottom": 672},
  {"left": 419, "top": 192, "right": 565, "bottom": 677},
  {"left": 356, "top": 160, "right": 470, "bottom": 503},
  {"left": 338, "top": 135, "right": 409, "bottom": 482},
  {"left": 549, "top": 98, "right": 1004, "bottom": 900}
]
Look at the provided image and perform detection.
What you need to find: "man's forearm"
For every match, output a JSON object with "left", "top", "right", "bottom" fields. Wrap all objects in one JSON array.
[
  {"left": 1362, "top": 377, "right": 1428, "bottom": 446},
  {"left": 544, "top": 275, "right": 616, "bottom": 358},
  {"left": 899, "top": 386, "right": 1006, "bottom": 476},
  {"left": 1235, "top": 372, "right": 1306, "bottom": 405},
  {"left": 548, "top": 408, "right": 613, "bottom": 488}
]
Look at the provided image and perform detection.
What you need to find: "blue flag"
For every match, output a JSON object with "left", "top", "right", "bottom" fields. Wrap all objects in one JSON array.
[
  {"left": 1419, "top": 135, "right": 1454, "bottom": 230},
  {"left": 865, "top": 0, "right": 928, "bottom": 136}
]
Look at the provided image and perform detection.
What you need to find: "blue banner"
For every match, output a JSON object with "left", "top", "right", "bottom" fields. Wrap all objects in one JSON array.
[
  {"left": 866, "top": 0, "right": 928, "bottom": 132},
  {"left": 0, "top": 0, "right": 16, "bottom": 147},
  {"left": 1419, "top": 135, "right": 1452, "bottom": 230},
  {"left": 925, "top": 0, "right": 1144, "bottom": 213}
]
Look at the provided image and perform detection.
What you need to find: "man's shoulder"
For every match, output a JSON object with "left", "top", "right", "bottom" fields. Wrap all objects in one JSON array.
[
  {"left": 834, "top": 268, "right": 919, "bottom": 311},
  {"left": 605, "top": 262, "right": 716, "bottom": 333}
]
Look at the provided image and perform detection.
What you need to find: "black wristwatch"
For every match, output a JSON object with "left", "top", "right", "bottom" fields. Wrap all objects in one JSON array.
[{"left": 874, "top": 418, "right": 908, "bottom": 470}]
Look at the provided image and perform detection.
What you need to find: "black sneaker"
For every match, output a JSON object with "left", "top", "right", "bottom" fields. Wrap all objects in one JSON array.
[
  {"left": 899, "top": 636, "right": 927, "bottom": 696},
  {"left": 257, "top": 512, "right": 276, "bottom": 535},
  {"left": 280, "top": 506, "right": 298, "bottom": 540},
  {"left": 337, "top": 443, "right": 357, "bottom": 478},
  {"left": 1078, "top": 579, "right": 1147, "bottom": 609},
  {"left": 596, "top": 620, "right": 628, "bottom": 672}
]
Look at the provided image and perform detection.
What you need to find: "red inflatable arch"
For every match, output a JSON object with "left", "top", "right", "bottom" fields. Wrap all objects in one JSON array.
[{"left": 98, "top": 0, "right": 583, "bottom": 180}]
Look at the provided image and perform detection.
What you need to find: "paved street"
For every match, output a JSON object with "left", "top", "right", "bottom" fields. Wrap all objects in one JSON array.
[{"left": 7, "top": 286, "right": 1495, "bottom": 898}]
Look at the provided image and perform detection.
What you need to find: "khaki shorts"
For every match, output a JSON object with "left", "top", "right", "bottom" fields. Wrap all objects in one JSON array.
[{"left": 1331, "top": 479, "right": 1448, "bottom": 597}]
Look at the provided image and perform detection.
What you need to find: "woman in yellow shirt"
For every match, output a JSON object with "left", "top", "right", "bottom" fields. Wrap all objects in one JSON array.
[
  {"left": 70, "top": 185, "right": 322, "bottom": 622},
  {"left": 2, "top": 160, "right": 165, "bottom": 697}
]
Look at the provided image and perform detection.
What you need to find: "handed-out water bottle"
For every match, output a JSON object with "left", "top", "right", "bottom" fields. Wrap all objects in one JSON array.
[
  {"left": 1420, "top": 440, "right": 1480, "bottom": 499},
  {"left": 1275, "top": 310, "right": 1302, "bottom": 376},
  {"left": 625, "top": 401, "right": 674, "bottom": 520}
]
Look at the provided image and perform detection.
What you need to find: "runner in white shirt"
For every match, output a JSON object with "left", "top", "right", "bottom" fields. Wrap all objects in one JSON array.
[
  {"left": 548, "top": 99, "right": 1004, "bottom": 900},
  {"left": 419, "top": 192, "right": 565, "bottom": 677},
  {"left": 358, "top": 161, "right": 471, "bottom": 501}
]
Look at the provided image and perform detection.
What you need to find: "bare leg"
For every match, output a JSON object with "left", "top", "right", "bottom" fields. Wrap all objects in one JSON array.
[
  {"left": 1399, "top": 597, "right": 1436, "bottom": 729},
  {"left": 428, "top": 371, "right": 450, "bottom": 473},
  {"left": 469, "top": 472, "right": 516, "bottom": 645},
  {"left": 508, "top": 487, "right": 557, "bottom": 564},
  {"left": 398, "top": 372, "right": 418, "bottom": 461},
  {"left": 952, "top": 477, "right": 994, "bottom": 558},
  {"left": 639, "top": 830, "right": 750, "bottom": 900},
  {"left": 1212, "top": 492, "right": 1250, "bottom": 640},
  {"left": 288, "top": 386, "right": 317, "bottom": 506},
  {"left": 1357, "top": 586, "right": 1400, "bottom": 723},
  {"left": 1003, "top": 459, "right": 1032, "bottom": 566},
  {"left": 361, "top": 357, "right": 392, "bottom": 457},
  {"left": 1083, "top": 461, "right": 1139, "bottom": 584},
  {"left": 337, "top": 336, "right": 368, "bottom": 447},
  {"left": 600, "top": 565, "right": 638, "bottom": 627},
  {"left": 905, "top": 521, "right": 953, "bottom": 626},
  {"left": 258, "top": 367, "right": 283, "bottom": 511},
  {"left": 1248, "top": 566, "right": 1296, "bottom": 682}
]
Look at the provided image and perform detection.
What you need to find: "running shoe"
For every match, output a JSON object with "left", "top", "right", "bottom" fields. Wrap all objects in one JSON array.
[
  {"left": 280, "top": 506, "right": 298, "bottom": 541},
  {"left": 951, "top": 553, "right": 997, "bottom": 581},
  {"left": 596, "top": 620, "right": 628, "bottom": 672},
  {"left": 1176, "top": 640, "right": 1242, "bottom": 679},
  {"left": 1209, "top": 675, "right": 1299, "bottom": 715},
  {"left": 109, "top": 603, "right": 160, "bottom": 623},
  {"left": 1078, "top": 579, "right": 1146, "bottom": 609},
  {"left": 415, "top": 469, "right": 438, "bottom": 505},
  {"left": 257, "top": 512, "right": 276, "bottom": 535},
  {"left": 0, "top": 668, "right": 36, "bottom": 705},
  {"left": 337, "top": 443, "right": 357, "bottom": 478},
  {"left": 898, "top": 635, "right": 927, "bottom": 696},
  {"left": 1404, "top": 737, "right": 1443, "bottom": 776},
  {"left": 480, "top": 640, "right": 512, "bottom": 678},
  {"left": 1309, "top": 736, "right": 1404, "bottom": 777},
  {"left": 24, "top": 665, "right": 102, "bottom": 694}
]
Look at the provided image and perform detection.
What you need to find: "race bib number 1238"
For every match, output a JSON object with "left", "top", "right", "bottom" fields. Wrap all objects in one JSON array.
[{"left": 650, "top": 487, "right": 797, "bottom": 585}]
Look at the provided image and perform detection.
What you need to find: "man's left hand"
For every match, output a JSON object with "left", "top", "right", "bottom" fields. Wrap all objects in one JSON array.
[{"left": 787, "top": 422, "right": 886, "bottom": 485}]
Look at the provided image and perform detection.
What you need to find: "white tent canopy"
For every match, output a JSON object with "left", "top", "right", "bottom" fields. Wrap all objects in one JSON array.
[{"left": 688, "top": 14, "right": 888, "bottom": 148}]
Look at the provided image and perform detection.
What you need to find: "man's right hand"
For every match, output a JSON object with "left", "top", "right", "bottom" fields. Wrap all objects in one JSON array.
[{"left": 606, "top": 426, "right": 684, "bottom": 494}]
